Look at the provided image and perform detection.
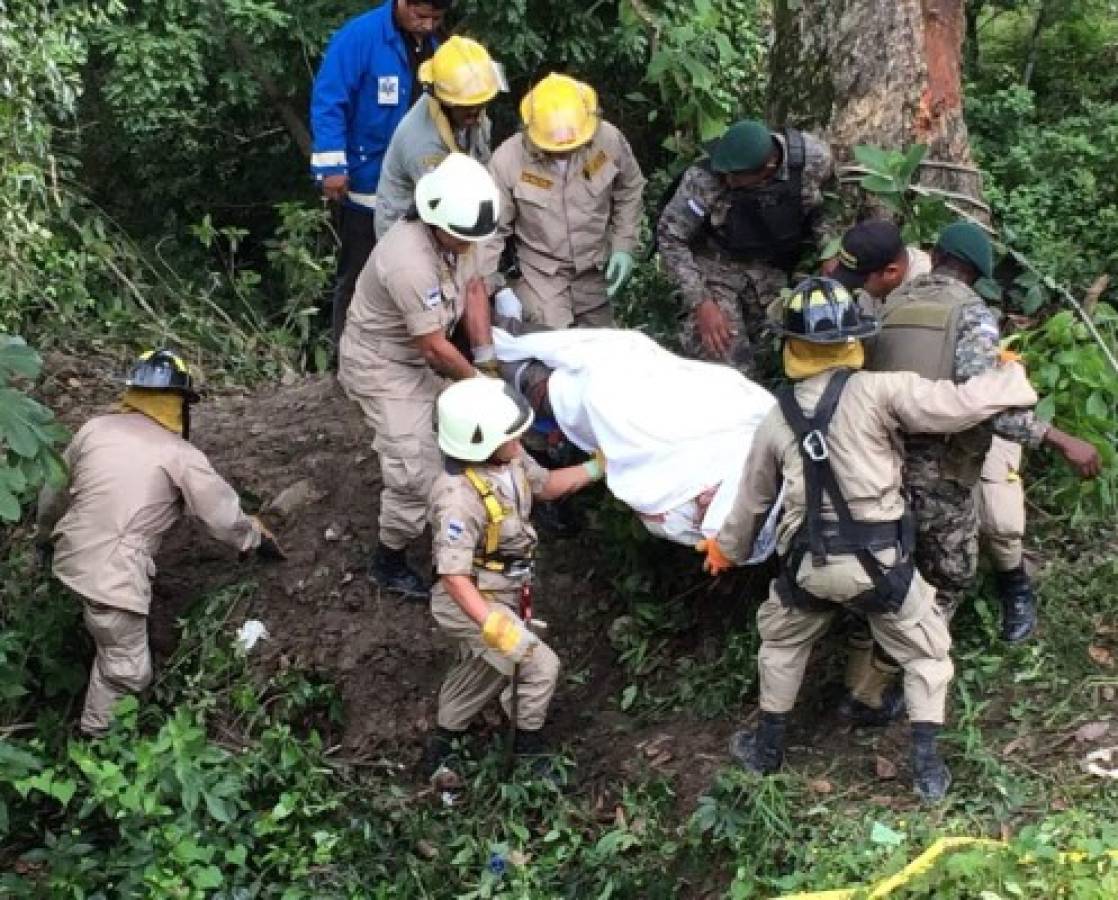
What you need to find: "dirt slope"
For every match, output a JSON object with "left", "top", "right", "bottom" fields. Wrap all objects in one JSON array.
[{"left": 36, "top": 354, "right": 913, "bottom": 806}]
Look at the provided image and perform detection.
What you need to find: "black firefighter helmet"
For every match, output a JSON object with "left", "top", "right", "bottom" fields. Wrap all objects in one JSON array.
[
  {"left": 125, "top": 349, "right": 201, "bottom": 403},
  {"left": 777, "top": 277, "right": 880, "bottom": 344}
]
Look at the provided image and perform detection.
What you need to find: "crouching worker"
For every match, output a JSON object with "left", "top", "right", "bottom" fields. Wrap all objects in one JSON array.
[
  {"left": 425, "top": 376, "right": 603, "bottom": 777},
  {"left": 35, "top": 350, "right": 284, "bottom": 737},
  {"left": 698, "top": 279, "right": 1040, "bottom": 801}
]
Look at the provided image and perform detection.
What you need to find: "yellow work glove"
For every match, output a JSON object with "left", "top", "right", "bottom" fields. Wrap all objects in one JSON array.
[
  {"left": 695, "top": 538, "right": 733, "bottom": 576},
  {"left": 481, "top": 608, "right": 537, "bottom": 663}
]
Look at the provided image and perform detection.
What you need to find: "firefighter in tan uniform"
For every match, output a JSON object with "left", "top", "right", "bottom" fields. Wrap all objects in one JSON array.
[
  {"left": 339, "top": 153, "right": 501, "bottom": 599},
  {"left": 424, "top": 377, "right": 603, "bottom": 776},
  {"left": 35, "top": 350, "right": 284, "bottom": 736},
  {"left": 476, "top": 73, "right": 646, "bottom": 329},
  {"left": 697, "top": 278, "right": 1039, "bottom": 801}
]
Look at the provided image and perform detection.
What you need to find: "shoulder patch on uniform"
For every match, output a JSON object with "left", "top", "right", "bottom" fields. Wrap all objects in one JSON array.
[
  {"left": 687, "top": 198, "right": 707, "bottom": 218},
  {"left": 446, "top": 520, "right": 465, "bottom": 542},
  {"left": 520, "top": 171, "right": 553, "bottom": 190},
  {"left": 582, "top": 150, "right": 609, "bottom": 179},
  {"left": 423, "top": 286, "right": 442, "bottom": 309}
]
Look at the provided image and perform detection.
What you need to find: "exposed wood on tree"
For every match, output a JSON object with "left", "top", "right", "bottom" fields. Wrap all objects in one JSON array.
[{"left": 770, "top": 0, "right": 985, "bottom": 216}]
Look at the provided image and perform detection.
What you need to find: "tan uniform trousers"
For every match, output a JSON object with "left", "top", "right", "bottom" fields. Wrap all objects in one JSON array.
[
  {"left": 431, "top": 587, "right": 560, "bottom": 732},
  {"left": 514, "top": 264, "right": 612, "bottom": 329},
  {"left": 758, "top": 552, "right": 953, "bottom": 724},
  {"left": 976, "top": 438, "right": 1026, "bottom": 572},
  {"left": 345, "top": 357, "right": 444, "bottom": 550},
  {"left": 81, "top": 601, "right": 153, "bottom": 735}
]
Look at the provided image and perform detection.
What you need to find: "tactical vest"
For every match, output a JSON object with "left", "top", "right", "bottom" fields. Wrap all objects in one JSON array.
[
  {"left": 463, "top": 467, "right": 533, "bottom": 579},
  {"left": 775, "top": 370, "right": 915, "bottom": 615},
  {"left": 704, "top": 128, "right": 807, "bottom": 271},
  {"left": 867, "top": 289, "right": 982, "bottom": 381},
  {"left": 867, "top": 281, "right": 992, "bottom": 484}
]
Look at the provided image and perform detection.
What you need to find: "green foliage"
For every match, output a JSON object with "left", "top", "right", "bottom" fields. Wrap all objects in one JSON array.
[
  {"left": 968, "top": 85, "right": 1118, "bottom": 304},
  {"left": 0, "top": 339, "right": 69, "bottom": 521},
  {"left": 851, "top": 144, "right": 955, "bottom": 245},
  {"left": 1016, "top": 304, "right": 1118, "bottom": 518}
]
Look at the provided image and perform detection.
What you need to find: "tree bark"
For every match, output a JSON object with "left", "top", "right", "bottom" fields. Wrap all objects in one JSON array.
[{"left": 770, "top": 0, "right": 985, "bottom": 215}]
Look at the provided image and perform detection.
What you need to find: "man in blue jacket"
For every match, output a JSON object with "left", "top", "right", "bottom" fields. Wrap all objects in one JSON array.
[{"left": 311, "top": 0, "right": 451, "bottom": 343}]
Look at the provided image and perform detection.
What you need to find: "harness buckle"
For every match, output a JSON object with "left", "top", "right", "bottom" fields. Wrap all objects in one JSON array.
[
  {"left": 504, "top": 559, "right": 534, "bottom": 580},
  {"left": 802, "top": 429, "right": 829, "bottom": 462}
]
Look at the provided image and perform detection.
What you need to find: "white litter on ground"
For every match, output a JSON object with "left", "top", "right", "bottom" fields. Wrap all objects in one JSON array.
[{"left": 235, "top": 619, "right": 269, "bottom": 652}]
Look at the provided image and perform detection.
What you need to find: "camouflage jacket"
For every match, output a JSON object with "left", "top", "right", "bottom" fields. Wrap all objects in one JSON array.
[{"left": 656, "top": 130, "right": 835, "bottom": 310}]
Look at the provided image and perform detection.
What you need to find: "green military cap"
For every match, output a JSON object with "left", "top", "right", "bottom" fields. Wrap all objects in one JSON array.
[
  {"left": 706, "top": 119, "right": 774, "bottom": 174},
  {"left": 935, "top": 221, "right": 994, "bottom": 278}
]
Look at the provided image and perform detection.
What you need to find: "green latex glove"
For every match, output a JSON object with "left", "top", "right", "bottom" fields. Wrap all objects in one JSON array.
[{"left": 605, "top": 250, "right": 635, "bottom": 297}]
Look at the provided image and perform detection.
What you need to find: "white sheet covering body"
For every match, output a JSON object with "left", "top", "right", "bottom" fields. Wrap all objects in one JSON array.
[{"left": 493, "top": 327, "right": 780, "bottom": 559}]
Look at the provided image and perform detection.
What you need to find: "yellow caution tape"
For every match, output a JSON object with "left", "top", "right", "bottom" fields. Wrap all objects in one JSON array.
[{"left": 779, "top": 837, "right": 1118, "bottom": 900}]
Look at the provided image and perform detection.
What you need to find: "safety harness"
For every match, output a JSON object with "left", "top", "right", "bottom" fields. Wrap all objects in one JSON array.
[
  {"left": 463, "top": 467, "right": 534, "bottom": 579},
  {"left": 775, "top": 369, "right": 915, "bottom": 615}
]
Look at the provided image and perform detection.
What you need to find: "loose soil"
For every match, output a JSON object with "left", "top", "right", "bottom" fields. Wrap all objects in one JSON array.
[{"left": 34, "top": 353, "right": 935, "bottom": 810}]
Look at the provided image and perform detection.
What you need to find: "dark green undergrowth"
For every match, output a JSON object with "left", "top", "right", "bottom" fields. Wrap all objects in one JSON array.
[{"left": 1, "top": 523, "right": 1116, "bottom": 897}]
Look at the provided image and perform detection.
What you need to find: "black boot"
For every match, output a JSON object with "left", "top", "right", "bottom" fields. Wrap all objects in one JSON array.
[
  {"left": 837, "top": 684, "right": 907, "bottom": 728},
  {"left": 369, "top": 545, "right": 429, "bottom": 600},
  {"left": 995, "top": 565, "right": 1037, "bottom": 644},
  {"left": 728, "top": 711, "right": 786, "bottom": 775},
  {"left": 423, "top": 727, "right": 464, "bottom": 779},
  {"left": 911, "top": 722, "right": 952, "bottom": 802}
]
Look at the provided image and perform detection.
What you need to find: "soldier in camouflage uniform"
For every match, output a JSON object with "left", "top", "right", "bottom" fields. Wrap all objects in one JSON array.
[
  {"left": 657, "top": 119, "right": 835, "bottom": 378},
  {"left": 867, "top": 222, "right": 1102, "bottom": 627}
]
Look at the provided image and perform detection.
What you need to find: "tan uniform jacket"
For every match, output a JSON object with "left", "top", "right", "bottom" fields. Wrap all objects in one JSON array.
[
  {"left": 429, "top": 455, "right": 550, "bottom": 599},
  {"left": 475, "top": 123, "right": 646, "bottom": 285},
  {"left": 716, "top": 364, "right": 1038, "bottom": 564},
  {"left": 36, "top": 413, "right": 260, "bottom": 614},
  {"left": 339, "top": 218, "right": 478, "bottom": 378}
]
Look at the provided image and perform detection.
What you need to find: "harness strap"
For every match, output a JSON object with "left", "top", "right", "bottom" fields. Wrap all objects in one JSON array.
[
  {"left": 784, "top": 127, "right": 806, "bottom": 171},
  {"left": 463, "top": 467, "right": 506, "bottom": 556},
  {"left": 777, "top": 369, "right": 852, "bottom": 565},
  {"left": 777, "top": 369, "right": 912, "bottom": 610}
]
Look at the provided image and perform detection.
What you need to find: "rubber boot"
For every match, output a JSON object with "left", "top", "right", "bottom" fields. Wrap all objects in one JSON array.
[
  {"left": 368, "top": 545, "right": 429, "bottom": 601},
  {"left": 995, "top": 565, "right": 1037, "bottom": 644},
  {"left": 728, "top": 711, "right": 786, "bottom": 775},
  {"left": 911, "top": 721, "right": 952, "bottom": 802}
]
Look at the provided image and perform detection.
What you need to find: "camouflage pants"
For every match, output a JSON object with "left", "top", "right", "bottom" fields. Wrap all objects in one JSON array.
[
  {"left": 909, "top": 479, "right": 979, "bottom": 620},
  {"left": 677, "top": 256, "right": 787, "bottom": 379}
]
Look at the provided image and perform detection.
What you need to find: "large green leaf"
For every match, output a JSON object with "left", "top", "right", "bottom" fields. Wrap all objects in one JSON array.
[{"left": 0, "top": 338, "right": 42, "bottom": 385}]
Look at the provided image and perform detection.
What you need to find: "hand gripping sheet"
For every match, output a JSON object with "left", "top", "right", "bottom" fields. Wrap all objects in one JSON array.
[{"left": 493, "top": 327, "right": 781, "bottom": 562}]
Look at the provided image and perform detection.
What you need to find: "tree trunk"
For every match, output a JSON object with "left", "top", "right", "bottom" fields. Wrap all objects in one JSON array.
[
  {"left": 770, "top": 0, "right": 985, "bottom": 216},
  {"left": 1021, "top": 0, "right": 1048, "bottom": 89}
]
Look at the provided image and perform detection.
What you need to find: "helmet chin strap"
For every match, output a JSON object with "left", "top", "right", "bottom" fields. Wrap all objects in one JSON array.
[{"left": 182, "top": 398, "right": 191, "bottom": 442}]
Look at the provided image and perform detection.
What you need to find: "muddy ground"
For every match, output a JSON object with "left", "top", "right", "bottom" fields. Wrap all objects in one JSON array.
[{"left": 36, "top": 352, "right": 918, "bottom": 809}]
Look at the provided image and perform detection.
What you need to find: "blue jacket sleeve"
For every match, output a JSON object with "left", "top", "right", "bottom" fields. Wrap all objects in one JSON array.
[{"left": 310, "top": 24, "right": 363, "bottom": 180}]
